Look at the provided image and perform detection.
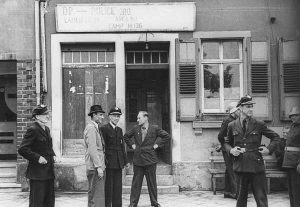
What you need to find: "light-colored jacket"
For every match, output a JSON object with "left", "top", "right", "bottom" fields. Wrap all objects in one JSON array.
[{"left": 83, "top": 121, "right": 105, "bottom": 171}]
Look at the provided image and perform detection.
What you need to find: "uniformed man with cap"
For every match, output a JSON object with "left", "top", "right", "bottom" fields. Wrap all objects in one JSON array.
[
  {"left": 18, "top": 104, "right": 56, "bottom": 207},
  {"left": 218, "top": 102, "right": 240, "bottom": 199},
  {"left": 100, "top": 106, "right": 129, "bottom": 207},
  {"left": 282, "top": 106, "right": 300, "bottom": 207},
  {"left": 224, "top": 95, "right": 281, "bottom": 207}
]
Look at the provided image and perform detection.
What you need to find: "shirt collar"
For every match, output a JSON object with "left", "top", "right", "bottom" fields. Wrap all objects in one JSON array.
[
  {"left": 109, "top": 121, "right": 116, "bottom": 129},
  {"left": 141, "top": 123, "right": 149, "bottom": 130},
  {"left": 90, "top": 120, "right": 99, "bottom": 129}
]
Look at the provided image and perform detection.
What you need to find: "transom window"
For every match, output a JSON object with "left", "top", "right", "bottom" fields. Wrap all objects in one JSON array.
[
  {"left": 62, "top": 51, "right": 115, "bottom": 64},
  {"left": 201, "top": 40, "right": 243, "bottom": 113},
  {"left": 126, "top": 51, "right": 169, "bottom": 65}
]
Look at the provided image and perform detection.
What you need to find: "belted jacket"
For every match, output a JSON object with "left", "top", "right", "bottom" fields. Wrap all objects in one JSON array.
[
  {"left": 218, "top": 115, "right": 235, "bottom": 147},
  {"left": 282, "top": 122, "right": 300, "bottom": 168},
  {"left": 224, "top": 118, "right": 280, "bottom": 173}
]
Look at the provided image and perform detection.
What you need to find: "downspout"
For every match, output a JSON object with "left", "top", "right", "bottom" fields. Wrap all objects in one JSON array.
[
  {"left": 34, "top": 0, "right": 41, "bottom": 105},
  {"left": 40, "top": 1, "right": 47, "bottom": 93}
]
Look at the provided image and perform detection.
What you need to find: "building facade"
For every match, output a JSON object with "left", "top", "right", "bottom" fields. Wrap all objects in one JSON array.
[{"left": 2, "top": 0, "right": 299, "bottom": 191}]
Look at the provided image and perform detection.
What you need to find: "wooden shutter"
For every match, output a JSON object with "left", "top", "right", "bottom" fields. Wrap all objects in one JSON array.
[
  {"left": 279, "top": 38, "right": 300, "bottom": 120},
  {"left": 247, "top": 38, "right": 272, "bottom": 120},
  {"left": 176, "top": 38, "right": 199, "bottom": 121}
]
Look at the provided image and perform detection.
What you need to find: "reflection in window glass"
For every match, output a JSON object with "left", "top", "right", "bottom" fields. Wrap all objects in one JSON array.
[
  {"left": 135, "top": 52, "right": 143, "bottom": 63},
  {"left": 73, "top": 52, "right": 80, "bottom": 63},
  {"left": 64, "top": 52, "right": 72, "bottom": 63},
  {"left": 81, "top": 52, "right": 89, "bottom": 63},
  {"left": 90, "top": 52, "right": 97, "bottom": 62},
  {"left": 223, "top": 41, "right": 239, "bottom": 59},
  {"left": 127, "top": 52, "right": 134, "bottom": 64},
  {"left": 152, "top": 52, "right": 159, "bottom": 63},
  {"left": 224, "top": 64, "right": 240, "bottom": 100},
  {"left": 160, "top": 52, "right": 169, "bottom": 63},
  {"left": 106, "top": 52, "right": 115, "bottom": 62},
  {"left": 203, "top": 42, "right": 219, "bottom": 59},
  {"left": 144, "top": 52, "right": 151, "bottom": 63},
  {"left": 98, "top": 52, "right": 105, "bottom": 62},
  {"left": 203, "top": 64, "right": 220, "bottom": 109}
]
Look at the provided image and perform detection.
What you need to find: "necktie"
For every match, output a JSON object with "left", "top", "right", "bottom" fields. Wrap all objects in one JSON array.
[{"left": 242, "top": 119, "right": 247, "bottom": 133}]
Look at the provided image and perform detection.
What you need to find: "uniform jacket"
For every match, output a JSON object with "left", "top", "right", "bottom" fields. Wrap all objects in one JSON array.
[
  {"left": 100, "top": 123, "right": 128, "bottom": 169},
  {"left": 124, "top": 124, "right": 171, "bottom": 166},
  {"left": 224, "top": 118, "right": 280, "bottom": 173},
  {"left": 218, "top": 115, "right": 235, "bottom": 147},
  {"left": 282, "top": 122, "right": 300, "bottom": 168},
  {"left": 18, "top": 122, "right": 56, "bottom": 180},
  {"left": 84, "top": 121, "right": 106, "bottom": 171}
]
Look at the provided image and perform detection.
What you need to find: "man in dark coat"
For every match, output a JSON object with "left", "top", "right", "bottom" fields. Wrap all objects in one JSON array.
[
  {"left": 282, "top": 106, "right": 300, "bottom": 207},
  {"left": 18, "top": 105, "right": 56, "bottom": 207},
  {"left": 124, "top": 111, "right": 171, "bottom": 207},
  {"left": 100, "top": 107, "right": 128, "bottom": 207},
  {"left": 224, "top": 95, "right": 281, "bottom": 207},
  {"left": 218, "top": 102, "right": 240, "bottom": 199}
]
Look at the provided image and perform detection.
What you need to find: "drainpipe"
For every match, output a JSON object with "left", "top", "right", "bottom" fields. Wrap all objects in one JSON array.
[
  {"left": 40, "top": 1, "right": 47, "bottom": 93},
  {"left": 35, "top": 0, "right": 41, "bottom": 105}
]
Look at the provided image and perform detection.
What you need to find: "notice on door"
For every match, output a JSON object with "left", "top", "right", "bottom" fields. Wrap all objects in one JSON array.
[{"left": 55, "top": 3, "right": 195, "bottom": 32}]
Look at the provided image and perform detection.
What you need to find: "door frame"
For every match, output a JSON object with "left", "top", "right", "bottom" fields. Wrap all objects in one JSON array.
[{"left": 51, "top": 33, "right": 181, "bottom": 162}]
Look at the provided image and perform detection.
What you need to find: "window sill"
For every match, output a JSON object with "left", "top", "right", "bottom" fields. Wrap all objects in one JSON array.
[{"left": 192, "top": 120, "right": 222, "bottom": 135}]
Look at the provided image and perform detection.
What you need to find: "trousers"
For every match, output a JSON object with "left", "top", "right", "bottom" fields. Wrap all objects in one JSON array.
[
  {"left": 29, "top": 179, "right": 55, "bottom": 207},
  {"left": 222, "top": 150, "right": 237, "bottom": 197},
  {"left": 87, "top": 170, "right": 105, "bottom": 207},
  {"left": 287, "top": 168, "right": 300, "bottom": 207},
  {"left": 130, "top": 164, "right": 158, "bottom": 206},
  {"left": 105, "top": 168, "right": 123, "bottom": 207}
]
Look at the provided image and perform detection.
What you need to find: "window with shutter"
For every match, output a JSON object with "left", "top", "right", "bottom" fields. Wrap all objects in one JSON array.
[
  {"left": 279, "top": 38, "right": 300, "bottom": 120},
  {"left": 176, "top": 39, "right": 199, "bottom": 121}
]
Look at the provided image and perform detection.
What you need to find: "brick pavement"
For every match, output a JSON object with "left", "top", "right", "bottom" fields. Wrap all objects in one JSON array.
[{"left": 0, "top": 191, "right": 289, "bottom": 207}]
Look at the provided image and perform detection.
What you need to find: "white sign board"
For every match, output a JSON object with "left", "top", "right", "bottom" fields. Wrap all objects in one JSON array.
[{"left": 56, "top": 3, "right": 196, "bottom": 32}]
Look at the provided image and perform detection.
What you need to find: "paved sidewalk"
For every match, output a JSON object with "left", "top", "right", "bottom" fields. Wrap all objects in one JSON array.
[{"left": 0, "top": 190, "right": 289, "bottom": 207}]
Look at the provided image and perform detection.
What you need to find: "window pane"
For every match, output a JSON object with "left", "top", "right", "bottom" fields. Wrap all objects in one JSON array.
[
  {"left": 73, "top": 52, "right": 80, "bottom": 63},
  {"left": 98, "top": 52, "right": 105, "bottom": 62},
  {"left": 106, "top": 52, "right": 115, "bottom": 62},
  {"left": 203, "top": 42, "right": 219, "bottom": 59},
  {"left": 180, "top": 42, "right": 195, "bottom": 62},
  {"left": 127, "top": 52, "right": 134, "bottom": 64},
  {"left": 152, "top": 52, "right": 159, "bottom": 63},
  {"left": 224, "top": 64, "right": 241, "bottom": 110},
  {"left": 144, "top": 52, "right": 151, "bottom": 63},
  {"left": 81, "top": 52, "right": 89, "bottom": 63},
  {"left": 223, "top": 41, "right": 239, "bottom": 59},
  {"left": 203, "top": 64, "right": 220, "bottom": 109},
  {"left": 90, "top": 52, "right": 97, "bottom": 62},
  {"left": 160, "top": 52, "right": 169, "bottom": 63},
  {"left": 64, "top": 52, "right": 72, "bottom": 63},
  {"left": 135, "top": 52, "right": 143, "bottom": 63}
]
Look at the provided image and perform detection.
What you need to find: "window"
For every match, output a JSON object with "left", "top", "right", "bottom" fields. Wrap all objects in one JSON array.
[
  {"left": 201, "top": 40, "right": 243, "bottom": 113},
  {"left": 125, "top": 51, "right": 169, "bottom": 65},
  {"left": 62, "top": 51, "right": 115, "bottom": 64}
]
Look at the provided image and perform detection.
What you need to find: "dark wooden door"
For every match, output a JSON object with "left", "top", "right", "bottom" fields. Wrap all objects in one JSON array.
[{"left": 62, "top": 66, "right": 115, "bottom": 155}]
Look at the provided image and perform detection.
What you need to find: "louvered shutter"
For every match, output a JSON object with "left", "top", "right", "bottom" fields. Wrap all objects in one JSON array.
[
  {"left": 176, "top": 38, "right": 199, "bottom": 121},
  {"left": 279, "top": 38, "right": 300, "bottom": 120},
  {"left": 247, "top": 38, "right": 272, "bottom": 120}
]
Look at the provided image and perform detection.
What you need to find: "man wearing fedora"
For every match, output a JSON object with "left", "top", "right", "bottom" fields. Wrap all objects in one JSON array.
[
  {"left": 282, "top": 106, "right": 300, "bottom": 207},
  {"left": 84, "top": 105, "right": 106, "bottom": 207},
  {"left": 224, "top": 95, "right": 281, "bottom": 207},
  {"left": 218, "top": 102, "right": 240, "bottom": 199},
  {"left": 18, "top": 105, "right": 56, "bottom": 207},
  {"left": 100, "top": 106, "right": 129, "bottom": 207},
  {"left": 124, "top": 111, "right": 171, "bottom": 207}
]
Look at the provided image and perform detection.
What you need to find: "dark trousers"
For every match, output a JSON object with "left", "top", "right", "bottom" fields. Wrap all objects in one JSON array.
[
  {"left": 87, "top": 170, "right": 105, "bottom": 207},
  {"left": 130, "top": 164, "right": 158, "bottom": 206},
  {"left": 287, "top": 168, "right": 300, "bottom": 207},
  {"left": 105, "top": 168, "right": 122, "bottom": 207},
  {"left": 236, "top": 172, "right": 268, "bottom": 207},
  {"left": 29, "top": 179, "right": 55, "bottom": 207},
  {"left": 222, "top": 150, "right": 237, "bottom": 197}
]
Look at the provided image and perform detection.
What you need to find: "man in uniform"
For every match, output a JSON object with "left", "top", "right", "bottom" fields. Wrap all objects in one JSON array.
[
  {"left": 124, "top": 111, "right": 171, "bottom": 207},
  {"left": 100, "top": 107, "right": 129, "bottom": 207},
  {"left": 218, "top": 102, "right": 240, "bottom": 199},
  {"left": 224, "top": 95, "right": 281, "bottom": 207},
  {"left": 282, "top": 106, "right": 300, "bottom": 207}
]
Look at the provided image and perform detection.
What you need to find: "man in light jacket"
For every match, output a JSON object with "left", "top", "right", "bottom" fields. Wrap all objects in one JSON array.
[{"left": 84, "top": 105, "right": 106, "bottom": 207}]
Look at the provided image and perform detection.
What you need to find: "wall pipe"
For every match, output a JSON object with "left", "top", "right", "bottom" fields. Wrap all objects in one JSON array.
[
  {"left": 34, "top": 0, "right": 41, "bottom": 105},
  {"left": 40, "top": 1, "right": 47, "bottom": 93}
]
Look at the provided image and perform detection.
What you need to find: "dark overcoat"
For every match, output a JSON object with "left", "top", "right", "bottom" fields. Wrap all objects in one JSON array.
[
  {"left": 282, "top": 122, "right": 300, "bottom": 168},
  {"left": 224, "top": 118, "right": 280, "bottom": 173},
  {"left": 124, "top": 125, "right": 171, "bottom": 166},
  {"left": 18, "top": 122, "right": 56, "bottom": 180},
  {"left": 100, "top": 123, "right": 128, "bottom": 169}
]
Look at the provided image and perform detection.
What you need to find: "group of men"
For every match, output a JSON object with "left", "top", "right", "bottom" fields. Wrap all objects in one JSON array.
[
  {"left": 18, "top": 104, "right": 170, "bottom": 207},
  {"left": 218, "top": 95, "right": 300, "bottom": 207}
]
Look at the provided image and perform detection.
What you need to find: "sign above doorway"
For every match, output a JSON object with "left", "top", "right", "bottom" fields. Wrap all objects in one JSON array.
[{"left": 55, "top": 3, "right": 195, "bottom": 32}]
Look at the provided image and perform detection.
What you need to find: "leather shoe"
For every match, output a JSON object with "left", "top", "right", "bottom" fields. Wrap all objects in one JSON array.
[
  {"left": 224, "top": 193, "right": 236, "bottom": 199},
  {"left": 152, "top": 204, "right": 161, "bottom": 207}
]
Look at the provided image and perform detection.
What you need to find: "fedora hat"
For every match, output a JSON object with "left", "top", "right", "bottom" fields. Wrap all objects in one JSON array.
[
  {"left": 289, "top": 106, "right": 300, "bottom": 117},
  {"left": 88, "top": 105, "right": 105, "bottom": 116},
  {"left": 108, "top": 106, "right": 122, "bottom": 115},
  {"left": 32, "top": 104, "right": 50, "bottom": 118},
  {"left": 237, "top": 95, "right": 255, "bottom": 107}
]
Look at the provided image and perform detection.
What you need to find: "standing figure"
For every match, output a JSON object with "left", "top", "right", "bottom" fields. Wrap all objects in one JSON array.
[
  {"left": 282, "top": 106, "right": 300, "bottom": 207},
  {"left": 100, "top": 107, "right": 129, "bottom": 207},
  {"left": 124, "top": 111, "right": 171, "bottom": 207},
  {"left": 224, "top": 95, "right": 281, "bottom": 207},
  {"left": 18, "top": 105, "right": 56, "bottom": 207},
  {"left": 84, "top": 105, "right": 106, "bottom": 207},
  {"left": 218, "top": 102, "right": 240, "bottom": 199}
]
